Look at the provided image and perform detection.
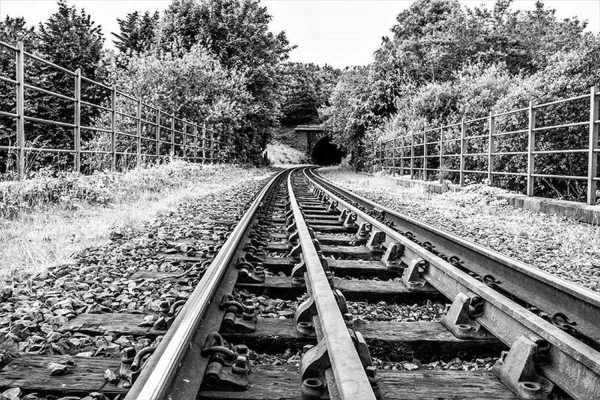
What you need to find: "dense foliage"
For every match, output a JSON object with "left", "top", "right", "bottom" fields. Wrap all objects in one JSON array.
[
  {"left": 0, "top": 1, "right": 107, "bottom": 173},
  {"left": 321, "top": 0, "right": 599, "bottom": 200},
  {"left": 113, "top": 11, "right": 159, "bottom": 55},
  {"left": 279, "top": 62, "right": 340, "bottom": 126},
  {"left": 153, "top": 0, "right": 292, "bottom": 158},
  {"left": 0, "top": 160, "right": 220, "bottom": 219},
  {"left": 0, "top": 0, "right": 297, "bottom": 172},
  {"left": 110, "top": 44, "right": 252, "bottom": 160}
]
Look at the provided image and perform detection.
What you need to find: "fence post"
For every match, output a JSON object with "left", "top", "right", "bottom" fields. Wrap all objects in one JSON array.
[
  {"left": 391, "top": 139, "right": 396, "bottom": 175},
  {"left": 182, "top": 123, "right": 187, "bottom": 160},
  {"left": 193, "top": 125, "right": 198, "bottom": 163},
  {"left": 16, "top": 42, "right": 25, "bottom": 179},
  {"left": 110, "top": 86, "right": 116, "bottom": 171},
  {"left": 423, "top": 131, "right": 428, "bottom": 181},
  {"left": 588, "top": 86, "right": 599, "bottom": 205},
  {"left": 202, "top": 122, "right": 206, "bottom": 164},
  {"left": 439, "top": 126, "right": 444, "bottom": 180},
  {"left": 488, "top": 111, "right": 495, "bottom": 185},
  {"left": 527, "top": 100, "right": 536, "bottom": 197},
  {"left": 459, "top": 117, "right": 465, "bottom": 186},
  {"left": 155, "top": 109, "right": 160, "bottom": 159},
  {"left": 170, "top": 116, "right": 175, "bottom": 157},
  {"left": 74, "top": 68, "right": 81, "bottom": 172},
  {"left": 410, "top": 133, "right": 414, "bottom": 179},
  {"left": 209, "top": 129, "right": 215, "bottom": 164},
  {"left": 136, "top": 98, "right": 141, "bottom": 167},
  {"left": 400, "top": 133, "right": 404, "bottom": 175}
]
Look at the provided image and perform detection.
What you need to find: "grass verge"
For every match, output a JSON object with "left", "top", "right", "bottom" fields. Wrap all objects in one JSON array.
[{"left": 0, "top": 161, "right": 274, "bottom": 283}]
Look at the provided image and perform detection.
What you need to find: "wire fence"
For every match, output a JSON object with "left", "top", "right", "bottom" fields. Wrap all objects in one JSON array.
[
  {"left": 0, "top": 41, "right": 229, "bottom": 178},
  {"left": 375, "top": 87, "right": 600, "bottom": 205}
]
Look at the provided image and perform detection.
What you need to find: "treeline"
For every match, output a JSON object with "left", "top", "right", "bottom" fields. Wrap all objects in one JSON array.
[
  {"left": 0, "top": 0, "right": 342, "bottom": 173},
  {"left": 320, "top": 0, "right": 600, "bottom": 200}
]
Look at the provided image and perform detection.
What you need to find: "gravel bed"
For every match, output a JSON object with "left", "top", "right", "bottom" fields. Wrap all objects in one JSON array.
[
  {"left": 349, "top": 300, "right": 445, "bottom": 322},
  {"left": 0, "top": 175, "right": 273, "bottom": 399},
  {"left": 373, "top": 356, "right": 497, "bottom": 372},
  {"left": 319, "top": 168, "right": 600, "bottom": 292},
  {"left": 234, "top": 290, "right": 297, "bottom": 319},
  {"left": 248, "top": 348, "right": 301, "bottom": 367}
]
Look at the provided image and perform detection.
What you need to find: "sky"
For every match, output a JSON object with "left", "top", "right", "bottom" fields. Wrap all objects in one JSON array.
[{"left": 0, "top": 0, "right": 599, "bottom": 68}]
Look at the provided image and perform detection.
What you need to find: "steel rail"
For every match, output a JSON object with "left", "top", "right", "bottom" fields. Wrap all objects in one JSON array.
[
  {"left": 305, "top": 168, "right": 600, "bottom": 400},
  {"left": 308, "top": 169, "right": 600, "bottom": 345},
  {"left": 287, "top": 171, "right": 376, "bottom": 400},
  {"left": 125, "top": 169, "right": 287, "bottom": 400}
]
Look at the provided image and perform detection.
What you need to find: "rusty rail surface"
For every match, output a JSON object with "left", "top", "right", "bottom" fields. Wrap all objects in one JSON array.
[{"left": 305, "top": 167, "right": 600, "bottom": 400}]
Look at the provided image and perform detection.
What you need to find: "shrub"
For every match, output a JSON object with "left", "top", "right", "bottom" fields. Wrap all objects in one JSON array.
[{"left": 0, "top": 159, "right": 212, "bottom": 219}]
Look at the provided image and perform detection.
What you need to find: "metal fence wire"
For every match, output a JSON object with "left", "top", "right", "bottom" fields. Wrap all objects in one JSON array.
[
  {"left": 0, "top": 41, "right": 229, "bottom": 177},
  {"left": 375, "top": 87, "right": 600, "bottom": 205}
]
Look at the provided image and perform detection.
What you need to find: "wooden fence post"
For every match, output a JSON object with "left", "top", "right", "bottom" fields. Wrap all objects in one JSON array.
[
  {"left": 74, "top": 68, "right": 81, "bottom": 172},
  {"left": 488, "top": 111, "right": 495, "bottom": 185},
  {"left": 527, "top": 100, "right": 536, "bottom": 197},
  {"left": 16, "top": 42, "right": 25, "bottom": 179},
  {"left": 459, "top": 117, "right": 465, "bottom": 186},
  {"left": 588, "top": 86, "right": 599, "bottom": 205},
  {"left": 136, "top": 98, "right": 141, "bottom": 167},
  {"left": 110, "top": 86, "right": 116, "bottom": 171},
  {"left": 155, "top": 109, "right": 160, "bottom": 159}
]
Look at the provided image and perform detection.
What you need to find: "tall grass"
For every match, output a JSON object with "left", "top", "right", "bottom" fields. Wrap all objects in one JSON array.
[
  {"left": 0, "top": 161, "right": 272, "bottom": 283},
  {"left": 0, "top": 159, "right": 210, "bottom": 220}
]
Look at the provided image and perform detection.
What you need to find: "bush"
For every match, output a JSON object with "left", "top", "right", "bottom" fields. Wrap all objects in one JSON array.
[{"left": 0, "top": 160, "right": 211, "bottom": 219}]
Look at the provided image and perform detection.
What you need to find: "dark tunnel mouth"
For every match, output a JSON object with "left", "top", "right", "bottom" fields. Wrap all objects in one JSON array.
[{"left": 312, "top": 136, "right": 345, "bottom": 166}]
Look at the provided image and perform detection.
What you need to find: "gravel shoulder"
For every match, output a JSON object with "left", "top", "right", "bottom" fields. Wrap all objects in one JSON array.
[{"left": 318, "top": 167, "right": 600, "bottom": 293}]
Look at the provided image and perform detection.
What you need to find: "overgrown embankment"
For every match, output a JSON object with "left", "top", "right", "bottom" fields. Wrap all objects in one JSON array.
[
  {"left": 0, "top": 161, "right": 229, "bottom": 219},
  {"left": 0, "top": 161, "right": 274, "bottom": 281}
]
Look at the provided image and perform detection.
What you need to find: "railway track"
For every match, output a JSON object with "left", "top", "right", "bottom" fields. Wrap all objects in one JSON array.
[{"left": 0, "top": 167, "right": 598, "bottom": 400}]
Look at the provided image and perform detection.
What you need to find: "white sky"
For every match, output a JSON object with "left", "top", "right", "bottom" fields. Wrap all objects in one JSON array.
[{"left": 0, "top": 0, "right": 599, "bottom": 68}]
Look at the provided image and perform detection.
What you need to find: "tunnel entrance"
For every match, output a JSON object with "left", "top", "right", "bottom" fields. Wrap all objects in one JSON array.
[{"left": 311, "top": 136, "right": 345, "bottom": 165}]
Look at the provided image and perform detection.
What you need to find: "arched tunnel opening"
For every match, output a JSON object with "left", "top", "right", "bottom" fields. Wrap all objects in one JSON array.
[{"left": 311, "top": 136, "right": 345, "bottom": 165}]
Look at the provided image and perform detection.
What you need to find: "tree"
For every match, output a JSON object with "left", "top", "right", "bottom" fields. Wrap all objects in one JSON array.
[
  {"left": 0, "top": 17, "right": 38, "bottom": 173},
  {"left": 0, "top": 16, "right": 37, "bottom": 48},
  {"left": 280, "top": 62, "right": 340, "bottom": 125},
  {"left": 157, "top": 0, "right": 292, "bottom": 158},
  {"left": 110, "top": 44, "right": 252, "bottom": 160},
  {"left": 322, "top": 0, "right": 595, "bottom": 172},
  {"left": 113, "top": 11, "right": 159, "bottom": 55},
  {"left": 320, "top": 67, "right": 372, "bottom": 170},
  {"left": 30, "top": 0, "right": 105, "bottom": 156},
  {"left": 38, "top": 0, "right": 104, "bottom": 79}
]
